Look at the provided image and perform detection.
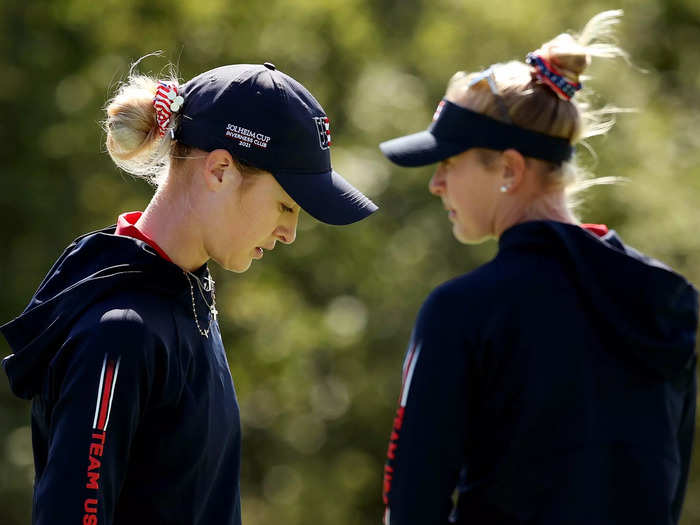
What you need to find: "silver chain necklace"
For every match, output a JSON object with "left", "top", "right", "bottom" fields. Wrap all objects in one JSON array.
[{"left": 184, "top": 270, "right": 218, "bottom": 338}]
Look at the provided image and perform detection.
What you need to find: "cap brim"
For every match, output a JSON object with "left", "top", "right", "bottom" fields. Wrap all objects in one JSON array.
[
  {"left": 272, "top": 170, "right": 378, "bottom": 226},
  {"left": 379, "top": 131, "right": 466, "bottom": 167}
]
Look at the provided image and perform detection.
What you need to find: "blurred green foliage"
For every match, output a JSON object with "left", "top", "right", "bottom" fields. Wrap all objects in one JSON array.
[{"left": 1, "top": 0, "right": 699, "bottom": 523}]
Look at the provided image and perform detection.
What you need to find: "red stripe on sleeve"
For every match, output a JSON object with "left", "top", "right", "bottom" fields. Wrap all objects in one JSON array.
[{"left": 97, "top": 360, "right": 115, "bottom": 431}]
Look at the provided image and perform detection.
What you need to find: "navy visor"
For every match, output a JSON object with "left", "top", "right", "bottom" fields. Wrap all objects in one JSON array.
[{"left": 380, "top": 99, "right": 574, "bottom": 166}]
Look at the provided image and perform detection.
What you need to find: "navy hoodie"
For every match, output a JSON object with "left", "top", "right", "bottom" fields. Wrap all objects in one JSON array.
[
  {"left": 1, "top": 226, "right": 241, "bottom": 525},
  {"left": 383, "top": 221, "right": 698, "bottom": 525}
]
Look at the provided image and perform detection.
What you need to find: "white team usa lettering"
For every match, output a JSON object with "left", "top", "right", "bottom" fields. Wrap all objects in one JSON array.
[
  {"left": 225, "top": 123, "right": 271, "bottom": 149},
  {"left": 314, "top": 116, "right": 331, "bottom": 150}
]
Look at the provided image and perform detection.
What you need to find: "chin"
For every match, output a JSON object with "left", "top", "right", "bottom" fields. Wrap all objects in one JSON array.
[
  {"left": 454, "top": 224, "right": 491, "bottom": 245},
  {"left": 214, "top": 254, "right": 252, "bottom": 273}
]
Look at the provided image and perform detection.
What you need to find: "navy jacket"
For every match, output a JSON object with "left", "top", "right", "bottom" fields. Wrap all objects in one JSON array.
[
  {"left": 2, "top": 227, "right": 241, "bottom": 525},
  {"left": 383, "top": 221, "right": 698, "bottom": 525}
]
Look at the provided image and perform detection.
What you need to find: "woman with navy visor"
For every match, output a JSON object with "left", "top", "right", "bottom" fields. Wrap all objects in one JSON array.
[
  {"left": 1, "top": 61, "right": 376, "bottom": 525},
  {"left": 379, "top": 11, "right": 697, "bottom": 525}
]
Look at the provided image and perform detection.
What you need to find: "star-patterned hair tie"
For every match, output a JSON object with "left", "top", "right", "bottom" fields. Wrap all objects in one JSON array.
[{"left": 525, "top": 53, "right": 582, "bottom": 101}]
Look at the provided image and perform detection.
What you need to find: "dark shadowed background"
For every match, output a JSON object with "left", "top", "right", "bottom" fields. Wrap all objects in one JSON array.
[{"left": 1, "top": 0, "right": 699, "bottom": 523}]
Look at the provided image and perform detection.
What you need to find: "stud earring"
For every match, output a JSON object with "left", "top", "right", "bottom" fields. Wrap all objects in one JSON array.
[{"left": 500, "top": 185, "right": 509, "bottom": 193}]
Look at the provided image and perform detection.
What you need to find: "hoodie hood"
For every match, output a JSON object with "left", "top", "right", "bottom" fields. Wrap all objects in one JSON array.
[
  {"left": 1, "top": 226, "right": 210, "bottom": 399},
  {"left": 499, "top": 221, "right": 698, "bottom": 381}
]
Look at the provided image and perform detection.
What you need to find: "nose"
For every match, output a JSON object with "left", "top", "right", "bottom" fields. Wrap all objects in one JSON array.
[
  {"left": 429, "top": 164, "right": 447, "bottom": 196},
  {"left": 275, "top": 212, "right": 298, "bottom": 245}
]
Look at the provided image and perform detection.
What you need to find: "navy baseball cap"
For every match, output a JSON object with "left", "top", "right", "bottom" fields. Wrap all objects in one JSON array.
[{"left": 174, "top": 63, "right": 378, "bottom": 225}]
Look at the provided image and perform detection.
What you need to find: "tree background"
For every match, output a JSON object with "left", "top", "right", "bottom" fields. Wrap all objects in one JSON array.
[{"left": 1, "top": 0, "right": 699, "bottom": 523}]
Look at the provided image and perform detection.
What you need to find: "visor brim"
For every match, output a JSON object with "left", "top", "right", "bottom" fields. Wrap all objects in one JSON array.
[{"left": 379, "top": 131, "right": 467, "bottom": 167}]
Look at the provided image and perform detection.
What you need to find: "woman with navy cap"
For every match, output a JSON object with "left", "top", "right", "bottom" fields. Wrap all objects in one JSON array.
[
  {"left": 1, "top": 61, "right": 376, "bottom": 525},
  {"left": 379, "top": 11, "right": 697, "bottom": 525}
]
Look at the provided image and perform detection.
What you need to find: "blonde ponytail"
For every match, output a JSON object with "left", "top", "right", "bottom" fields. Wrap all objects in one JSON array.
[{"left": 104, "top": 59, "right": 180, "bottom": 186}]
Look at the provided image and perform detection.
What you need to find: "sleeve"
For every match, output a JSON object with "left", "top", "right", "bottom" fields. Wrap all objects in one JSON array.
[
  {"left": 382, "top": 287, "right": 472, "bottom": 525},
  {"left": 671, "top": 355, "right": 697, "bottom": 524},
  {"left": 34, "top": 309, "right": 159, "bottom": 525}
]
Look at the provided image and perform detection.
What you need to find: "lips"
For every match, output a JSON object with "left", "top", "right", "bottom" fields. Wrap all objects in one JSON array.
[
  {"left": 253, "top": 240, "right": 277, "bottom": 261},
  {"left": 442, "top": 201, "right": 456, "bottom": 220}
]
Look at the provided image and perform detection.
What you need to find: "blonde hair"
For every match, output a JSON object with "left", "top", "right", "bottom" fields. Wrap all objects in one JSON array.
[
  {"left": 104, "top": 57, "right": 261, "bottom": 187},
  {"left": 103, "top": 55, "right": 182, "bottom": 186},
  {"left": 445, "top": 10, "right": 629, "bottom": 209}
]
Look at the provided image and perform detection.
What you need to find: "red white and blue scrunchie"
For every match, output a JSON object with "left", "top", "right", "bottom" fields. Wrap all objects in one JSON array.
[
  {"left": 525, "top": 53, "right": 582, "bottom": 101},
  {"left": 153, "top": 82, "right": 184, "bottom": 137}
]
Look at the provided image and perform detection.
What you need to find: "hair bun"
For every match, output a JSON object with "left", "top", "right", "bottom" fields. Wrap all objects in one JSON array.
[
  {"left": 532, "top": 34, "right": 591, "bottom": 86},
  {"left": 104, "top": 72, "right": 176, "bottom": 183}
]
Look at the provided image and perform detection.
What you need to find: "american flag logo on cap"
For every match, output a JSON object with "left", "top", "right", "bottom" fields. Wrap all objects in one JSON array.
[{"left": 314, "top": 116, "right": 332, "bottom": 150}]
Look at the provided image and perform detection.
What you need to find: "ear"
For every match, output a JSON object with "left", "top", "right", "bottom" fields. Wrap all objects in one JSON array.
[
  {"left": 499, "top": 149, "right": 526, "bottom": 193},
  {"left": 202, "top": 149, "right": 242, "bottom": 191}
]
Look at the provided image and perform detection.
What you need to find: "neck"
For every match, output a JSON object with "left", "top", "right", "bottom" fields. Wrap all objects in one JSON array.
[
  {"left": 136, "top": 176, "right": 209, "bottom": 273},
  {"left": 494, "top": 190, "right": 577, "bottom": 237}
]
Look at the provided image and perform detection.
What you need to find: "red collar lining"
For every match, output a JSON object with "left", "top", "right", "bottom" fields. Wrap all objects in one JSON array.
[
  {"left": 115, "top": 212, "right": 172, "bottom": 262},
  {"left": 581, "top": 223, "right": 609, "bottom": 237}
]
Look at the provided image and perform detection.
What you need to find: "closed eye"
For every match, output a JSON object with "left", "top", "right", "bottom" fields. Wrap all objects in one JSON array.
[{"left": 280, "top": 203, "right": 294, "bottom": 213}]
